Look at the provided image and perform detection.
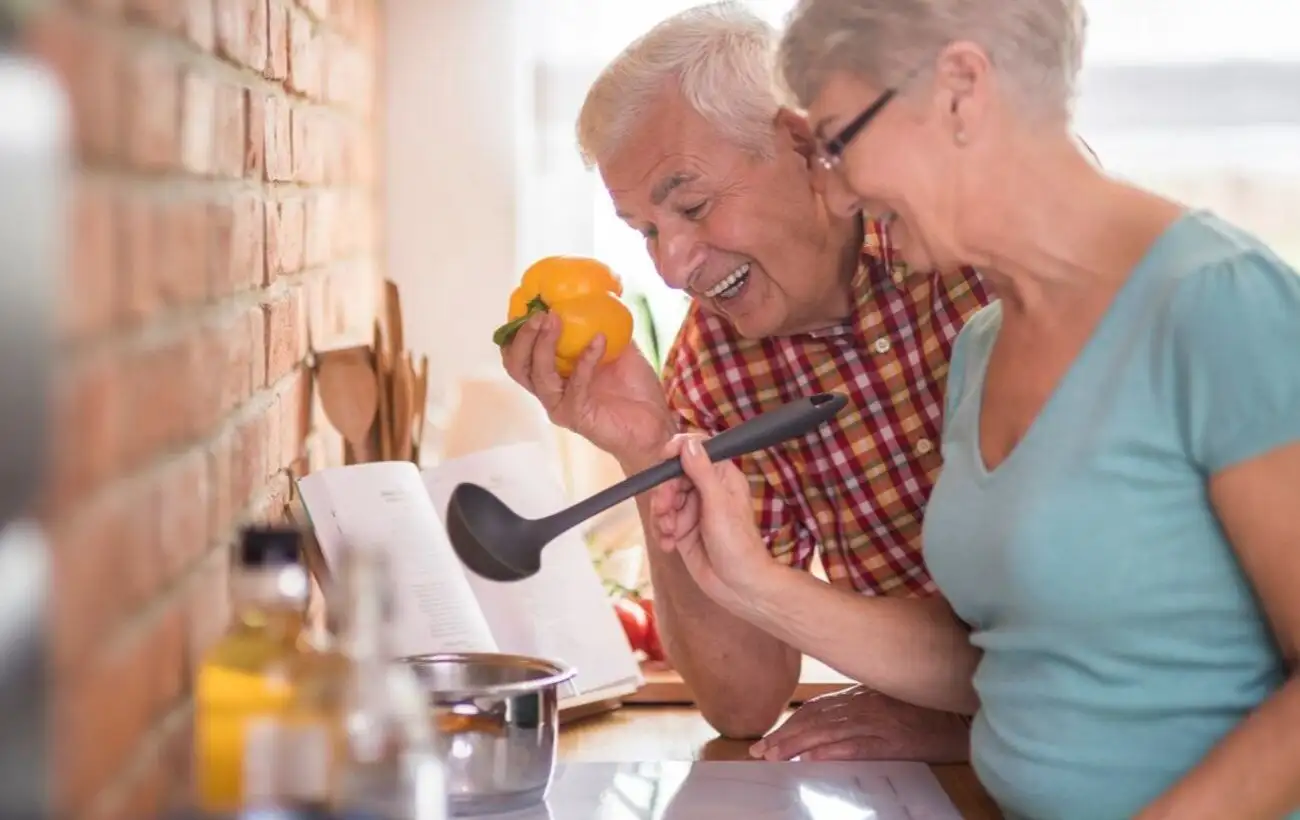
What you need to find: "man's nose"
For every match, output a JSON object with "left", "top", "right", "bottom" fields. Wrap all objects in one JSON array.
[{"left": 653, "top": 224, "right": 707, "bottom": 291}]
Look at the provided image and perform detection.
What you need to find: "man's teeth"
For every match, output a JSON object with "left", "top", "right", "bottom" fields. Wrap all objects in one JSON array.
[{"left": 705, "top": 264, "right": 751, "bottom": 299}]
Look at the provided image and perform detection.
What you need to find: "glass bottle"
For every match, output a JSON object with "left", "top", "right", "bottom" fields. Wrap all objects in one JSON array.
[
  {"left": 194, "top": 525, "right": 320, "bottom": 814},
  {"left": 330, "top": 542, "right": 446, "bottom": 820}
]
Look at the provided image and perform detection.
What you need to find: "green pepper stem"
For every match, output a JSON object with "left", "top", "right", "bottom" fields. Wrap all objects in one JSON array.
[{"left": 492, "top": 297, "right": 549, "bottom": 346}]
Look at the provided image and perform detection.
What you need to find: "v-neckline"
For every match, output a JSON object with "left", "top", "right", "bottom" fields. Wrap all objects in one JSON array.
[{"left": 968, "top": 212, "right": 1196, "bottom": 479}]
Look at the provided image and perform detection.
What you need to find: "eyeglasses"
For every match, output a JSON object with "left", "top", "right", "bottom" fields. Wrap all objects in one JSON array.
[{"left": 815, "top": 86, "right": 899, "bottom": 172}]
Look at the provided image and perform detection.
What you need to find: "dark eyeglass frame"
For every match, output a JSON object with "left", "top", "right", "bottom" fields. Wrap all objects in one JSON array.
[{"left": 816, "top": 86, "right": 899, "bottom": 172}]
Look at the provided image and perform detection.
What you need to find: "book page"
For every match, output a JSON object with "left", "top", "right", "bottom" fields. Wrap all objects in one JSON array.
[
  {"left": 422, "top": 443, "right": 642, "bottom": 699},
  {"left": 296, "top": 462, "right": 498, "bottom": 658}
]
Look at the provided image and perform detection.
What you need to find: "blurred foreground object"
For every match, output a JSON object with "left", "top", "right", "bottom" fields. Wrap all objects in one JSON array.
[{"left": 0, "top": 0, "right": 67, "bottom": 816}]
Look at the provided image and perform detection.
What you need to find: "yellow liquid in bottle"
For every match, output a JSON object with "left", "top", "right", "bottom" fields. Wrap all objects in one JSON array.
[{"left": 193, "top": 612, "right": 303, "bottom": 813}]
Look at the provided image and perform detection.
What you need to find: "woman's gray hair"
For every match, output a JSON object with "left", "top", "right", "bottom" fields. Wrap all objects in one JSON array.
[
  {"left": 576, "top": 2, "right": 784, "bottom": 169},
  {"left": 779, "top": 0, "right": 1088, "bottom": 120}
]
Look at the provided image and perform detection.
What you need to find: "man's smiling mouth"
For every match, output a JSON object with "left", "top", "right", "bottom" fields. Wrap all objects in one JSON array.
[{"left": 704, "top": 263, "right": 751, "bottom": 300}]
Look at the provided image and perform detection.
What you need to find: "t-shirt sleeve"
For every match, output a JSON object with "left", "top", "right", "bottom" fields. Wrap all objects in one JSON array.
[{"left": 1172, "top": 249, "right": 1300, "bottom": 474}]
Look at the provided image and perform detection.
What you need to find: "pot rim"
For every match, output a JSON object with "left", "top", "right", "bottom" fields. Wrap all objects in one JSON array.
[{"left": 398, "top": 651, "right": 578, "bottom": 699}]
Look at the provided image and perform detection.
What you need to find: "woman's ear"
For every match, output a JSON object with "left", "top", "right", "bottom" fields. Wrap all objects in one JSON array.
[
  {"left": 775, "top": 107, "right": 817, "bottom": 164},
  {"left": 933, "top": 41, "right": 992, "bottom": 142}
]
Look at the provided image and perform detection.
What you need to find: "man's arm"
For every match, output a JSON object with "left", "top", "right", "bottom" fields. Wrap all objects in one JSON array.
[{"left": 621, "top": 449, "right": 800, "bottom": 738}]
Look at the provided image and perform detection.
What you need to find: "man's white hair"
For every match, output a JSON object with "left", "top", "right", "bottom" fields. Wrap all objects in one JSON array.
[
  {"left": 576, "top": 2, "right": 783, "bottom": 170},
  {"left": 779, "top": 0, "right": 1088, "bottom": 121}
]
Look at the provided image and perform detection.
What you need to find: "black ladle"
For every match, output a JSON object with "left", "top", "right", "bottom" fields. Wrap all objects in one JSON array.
[{"left": 445, "top": 392, "right": 848, "bottom": 582}]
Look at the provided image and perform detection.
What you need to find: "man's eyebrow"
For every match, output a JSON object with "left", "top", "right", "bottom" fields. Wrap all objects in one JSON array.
[{"left": 651, "top": 172, "right": 698, "bottom": 206}]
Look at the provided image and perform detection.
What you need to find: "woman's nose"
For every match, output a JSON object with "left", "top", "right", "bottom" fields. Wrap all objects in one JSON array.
[{"left": 822, "top": 171, "right": 864, "bottom": 219}]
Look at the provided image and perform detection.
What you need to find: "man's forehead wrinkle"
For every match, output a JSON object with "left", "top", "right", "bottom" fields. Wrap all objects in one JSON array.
[
  {"left": 606, "top": 151, "right": 703, "bottom": 220},
  {"left": 651, "top": 171, "right": 699, "bottom": 205}
]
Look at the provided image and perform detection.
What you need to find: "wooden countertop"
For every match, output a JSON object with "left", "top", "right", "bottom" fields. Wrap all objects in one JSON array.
[{"left": 559, "top": 704, "right": 1003, "bottom": 819}]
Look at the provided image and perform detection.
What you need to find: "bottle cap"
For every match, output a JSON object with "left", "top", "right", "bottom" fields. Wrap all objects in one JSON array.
[{"left": 237, "top": 525, "right": 303, "bottom": 568}]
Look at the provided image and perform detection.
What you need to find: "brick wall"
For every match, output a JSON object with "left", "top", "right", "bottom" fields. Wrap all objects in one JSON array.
[{"left": 26, "top": 1, "right": 384, "bottom": 817}]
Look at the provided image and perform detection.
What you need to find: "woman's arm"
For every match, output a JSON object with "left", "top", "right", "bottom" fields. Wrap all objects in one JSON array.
[
  {"left": 653, "top": 436, "right": 982, "bottom": 717},
  {"left": 740, "top": 565, "right": 982, "bottom": 715},
  {"left": 1136, "top": 442, "right": 1300, "bottom": 820}
]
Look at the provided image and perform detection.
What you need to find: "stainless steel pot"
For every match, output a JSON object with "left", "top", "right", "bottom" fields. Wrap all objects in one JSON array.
[{"left": 402, "top": 652, "right": 576, "bottom": 817}]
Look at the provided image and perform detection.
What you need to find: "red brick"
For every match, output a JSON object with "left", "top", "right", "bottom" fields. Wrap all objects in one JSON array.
[
  {"left": 126, "top": 49, "right": 181, "bottom": 171},
  {"left": 291, "top": 107, "right": 327, "bottom": 184},
  {"left": 45, "top": 352, "right": 123, "bottom": 510},
  {"left": 185, "top": 550, "right": 231, "bottom": 672},
  {"left": 266, "top": 195, "right": 305, "bottom": 277},
  {"left": 267, "top": 0, "right": 290, "bottom": 81},
  {"left": 264, "top": 287, "right": 305, "bottom": 384},
  {"left": 216, "top": 0, "right": 269, "bottom": 72},
  {"left": 249, "top": 305, "right": 268, "bottom": 392},
  {"left": 121, "top": 334, "right": 201, "bottom": 468},
  {"left": 157, "top": 450, "right": 210, "bottom": 582},
  {"left": 180, "top": 70, "right": 216, "bottom": 176},
  {"left": 208, "top": 312, "right": 251, "bottom": 415},
  {"left": 125, "top": 0, "right": 185, "bottom": 32},
  {"left": 213, "top": 81, "right": 247, "bottom": 178},
  {"left": 159, "top": 198, "right": 212, "bottom": 307},
  {"left": 232, "top": 409, "right": 270, "bottom": 510},
  {"left": 184, "top": 0, "right": 216, "bottom": 51},
  {"left": 280, "top": 369, "right": 310, "bottom": 468},
  {"left": 68, "top": 0, "right": 121, "bottom": 12},
  {"left": 26, "top": 10, "right": 123, "bottom": 164},
  {"left": 209, "top": 193, "right": 266, "bottom": 296},
  {"left": 244, "top": 88, "right": 265, "bottom": 178},
  {"left": 55, "top": 602, "right": 182, "bottom": 816},
  {"left": 49, "top": 488, "right": 154, "bottom": 673},
  {"left": 263, "top": 94, "right": 293, "bottom": 182},
  {"left": 303, "top": 192, "right": 332, "bottom": 268},
  {"left": 287, "top": 9, "right": 321, "bottom": 97},
  {"left": 206, "top": 434, "right": 235, "bottom": 547},
  {"left": 60, "top": 181, "right": 118, "bottom": 340},
  {"left": 122, "top": 195, "right": 209, "bottom": 322}
]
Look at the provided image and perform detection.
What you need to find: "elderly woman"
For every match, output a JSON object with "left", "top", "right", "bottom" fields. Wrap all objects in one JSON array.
[{"left": 648, "top": 0, "right": 1300, "bottom": 818}]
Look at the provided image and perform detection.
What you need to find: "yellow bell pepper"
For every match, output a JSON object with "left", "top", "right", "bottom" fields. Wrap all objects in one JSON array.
[{"left": 493, "top": 256, "right": 634, "bottom": 376}]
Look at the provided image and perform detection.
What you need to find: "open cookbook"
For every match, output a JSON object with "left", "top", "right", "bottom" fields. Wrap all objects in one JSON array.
[{"left": 293, "top": 441, "right": 644, "bottom": 715}]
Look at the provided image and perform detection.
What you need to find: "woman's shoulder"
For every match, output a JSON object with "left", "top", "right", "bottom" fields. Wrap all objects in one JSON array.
[
  {"left": 1149, "top": 210, "right": 1299, "bottom": 303},
  {"left": 1153, "top": 211, "right": 1300, "bottom": 334}
]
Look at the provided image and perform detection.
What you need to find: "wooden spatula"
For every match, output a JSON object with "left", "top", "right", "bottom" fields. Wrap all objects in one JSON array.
[{"left": 315, "top": 345, "right": 378, "bottom": 463}]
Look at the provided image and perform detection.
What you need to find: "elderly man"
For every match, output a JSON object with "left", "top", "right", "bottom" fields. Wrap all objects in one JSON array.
[{"left": 501, "top": 2, "right": 991, "bottom": 762}]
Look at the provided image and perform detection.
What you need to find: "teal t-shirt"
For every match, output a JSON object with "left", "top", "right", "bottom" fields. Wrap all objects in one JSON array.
[{"left": 923, "top": 211, "right": 1300, "bottom": 820}]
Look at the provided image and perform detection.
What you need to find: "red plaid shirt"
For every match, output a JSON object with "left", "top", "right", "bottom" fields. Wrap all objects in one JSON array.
[{"left": 661, "top": 220, "right": 992, "bottom": 597}]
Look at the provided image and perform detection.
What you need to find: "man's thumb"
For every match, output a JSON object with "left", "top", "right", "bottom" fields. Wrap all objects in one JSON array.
[{"left": 679, "top": 435, "right": 721, "bottom": 501}]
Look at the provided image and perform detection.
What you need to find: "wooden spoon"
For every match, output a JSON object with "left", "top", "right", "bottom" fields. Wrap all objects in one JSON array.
[
  {"left": 315, "top": 345, "right": 378, "bottom": 462},
  {"left": 391, "top": 354, "right": 415, "bottom": 461},
  {"left": 374, "top": 320, "right": 395, "bottom": 460},
  {"left": 412, "top": 355, "right": 430, "bottom": 464}
]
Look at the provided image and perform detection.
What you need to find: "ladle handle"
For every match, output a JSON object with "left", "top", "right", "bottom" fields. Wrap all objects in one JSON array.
[{"left": 543, "top": 392, "right": 848, "bottom": 535}]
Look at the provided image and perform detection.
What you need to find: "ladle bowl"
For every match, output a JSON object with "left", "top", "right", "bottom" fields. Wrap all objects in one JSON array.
[{"left": 446, "top": 392, "right": 848, "bottom": 582}]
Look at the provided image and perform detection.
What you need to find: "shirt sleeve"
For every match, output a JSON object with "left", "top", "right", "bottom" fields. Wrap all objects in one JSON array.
[
  {"left": 665, "top": 390, "right": 816, "bottom": 571},
  {"left": 1171, "top": 249, "right": 1300, "bottom": 474}
]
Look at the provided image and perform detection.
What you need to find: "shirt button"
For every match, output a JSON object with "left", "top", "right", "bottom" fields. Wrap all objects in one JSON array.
[
  {"left": 873, "top": 337, "right": 891, "bottom": 354},
  {"left": 915, "top": 438, "right": 934, "bottom": 455},
  {"left": 892, "top": 270, "right": 904, "bottom": 285}
]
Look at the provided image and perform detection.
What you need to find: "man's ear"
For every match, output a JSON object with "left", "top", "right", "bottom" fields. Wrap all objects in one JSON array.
[{"left": 775, "top": 107, "right": 817, "bottom": 163}]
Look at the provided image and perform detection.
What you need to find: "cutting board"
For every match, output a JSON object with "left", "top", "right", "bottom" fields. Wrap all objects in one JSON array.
[{"left": 627, "top": 655, "right": 853, "bottom": 705}]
